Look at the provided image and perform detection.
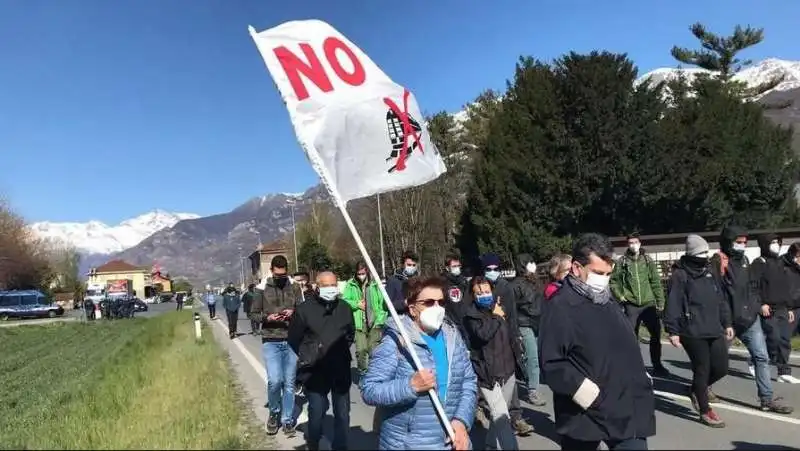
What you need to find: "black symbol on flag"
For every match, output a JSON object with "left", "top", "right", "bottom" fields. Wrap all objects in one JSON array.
[{"left": 383, "top": 89, "right": 424, "bottom": 173}]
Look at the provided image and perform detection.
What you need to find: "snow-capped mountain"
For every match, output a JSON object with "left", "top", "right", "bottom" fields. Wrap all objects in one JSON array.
[
  {"left": 636, "top": 58, "right": 800, "bottom": 98},
  {"left": 30, "top": 209, "right": 200, "bottom": 254}
]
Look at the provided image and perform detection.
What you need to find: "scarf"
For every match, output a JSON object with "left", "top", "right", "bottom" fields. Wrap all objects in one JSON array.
[{"left": 566, "top": 274, "right": 611, "bottom": 305}]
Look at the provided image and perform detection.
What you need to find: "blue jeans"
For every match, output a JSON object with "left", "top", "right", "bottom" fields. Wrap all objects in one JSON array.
[
  {"left": 306, "top": 387, "right": 350, "bottom": 450},
  {"left": 737, "top": 319, "right": 773, "bottom": 402},
  {"left": 519, "top": 327, "right": 540, "bottom": 391},
  {"left": 262, "top": 341, "right": 298, "bottom": 425}
]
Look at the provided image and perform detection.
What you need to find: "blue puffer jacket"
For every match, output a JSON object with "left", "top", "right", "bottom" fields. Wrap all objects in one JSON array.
[{"left": 360, "top": 315, "right": 478, "bottom": 450}]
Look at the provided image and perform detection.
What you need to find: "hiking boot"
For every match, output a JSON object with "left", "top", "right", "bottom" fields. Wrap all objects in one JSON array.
[
  {"left": 761, "top": 397, "right": 794, "bottom": 414},
  {"left": 265, "top": 413, "right": 280, "bottom": 435},
  {"left": 282, "top": 423, "right": 297, "bottom": 438},
  {"left": 513, "top": 418, "right": 534, "bottom": 436},
  {"left": 707, "top": 388, "right": 719, "bottom": 404},
  {"left": 777, "top": 374, "right": 800, "bottom": 384},
  {"left": 652, "top": 365, "right": 671, "bottom": 378},
  {"left": 700, "top": 409, "right": 725, "bottom": 428},
  {"left": 528, "top": 389, "right": 547, "bottom": 407}
]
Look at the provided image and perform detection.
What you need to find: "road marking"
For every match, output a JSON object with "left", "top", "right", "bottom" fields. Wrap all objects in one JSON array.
[
  {"left": 200, "top": 307, "right": 308, "bottom": 424},
  {"left": 653, "top": 390, "right": 800, "bottom": 425},
  {"left": 658, "top": 339, "right": 800, "bottom": 360}
]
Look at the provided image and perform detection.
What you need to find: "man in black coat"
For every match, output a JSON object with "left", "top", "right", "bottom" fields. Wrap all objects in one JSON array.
[
  {"left": 441, "top": 253, "right": 471, "bottom": 329},
  {"left": 540, "top": 233, "right": 655, "bottom": 451},
  {"left": 287, "top": 271, "right": 355, "bottom": 451},
  {"left": 511, "top": 253, "right": 546, "bottom": 406}
]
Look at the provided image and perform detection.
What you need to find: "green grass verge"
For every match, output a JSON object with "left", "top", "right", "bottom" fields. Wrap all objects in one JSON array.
[{"left": 0, "top": 312, "right": 270, "bottom": 449}]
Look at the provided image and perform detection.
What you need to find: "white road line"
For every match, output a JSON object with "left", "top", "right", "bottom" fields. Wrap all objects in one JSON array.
[
  {"left": 653, "top": 390, "right": 800, "bottom": 425},
  {"left": 202, "top": 308, "right": 308, "bottom": 424},
  {"left": 658, "top": 339, "right": 800, "bottom": 360}
]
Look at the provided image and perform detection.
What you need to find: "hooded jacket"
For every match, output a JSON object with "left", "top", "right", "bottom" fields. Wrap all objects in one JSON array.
[
  {"left": 386, "top": 269, "right": 414, "bottom": 314},
  {"left": 664, "top": 255, "right": 731, "bottom": 338},
  {"left": 441, "top": 269, "right": 471, "bottom": 328},
  {"left": 510, "top": 254, "right": 544, "bottom": 332},
  {"left": 463, "top": 300, "right": 525, "bottom": 389},
  {"left": 710, "top": 225, "right": 760, "bottom": 331},
  {"left": 781, "top": 253, "right": 800, "bottom": 309},
  {"left": 342, "top": 274, "right": 388, "bottom": 331},
  {"left": 751, "top": 234, "right": 793, "bottom": 309},
  {"left": 610, "top": 247, "right": 665, "bottom": 310}
]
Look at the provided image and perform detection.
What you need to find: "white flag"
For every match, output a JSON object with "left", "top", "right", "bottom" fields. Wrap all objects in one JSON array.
[{"left": 249, "top": 20, "right": 447, "bottom": 204}]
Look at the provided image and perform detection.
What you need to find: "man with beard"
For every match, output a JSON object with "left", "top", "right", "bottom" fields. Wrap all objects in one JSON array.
[
  {"left": 511, "top": 254, "right": 547, "bottom": 406},
  {"left": 249, "top": 255, "right": 304, "bottom": 436},
  {"left": 710, "top": 226, "right": 793, "bottom": 413},
  {"left": 441, "top": 253, "right": 470, "bottom": 328}
]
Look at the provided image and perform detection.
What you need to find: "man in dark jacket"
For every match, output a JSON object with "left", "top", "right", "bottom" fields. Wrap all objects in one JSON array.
[
  {"left": 610, "top": 233, "right": 669, "bottom": 377},
  {"left": 385, "top": 250, "right": 419, "bottom": 314},
  {"left": 752, "top": 233, "right": 800, "bottom": 384},
  {"left": 441, "top": 253, "right": 471, "bottom": 328},
  {"left": 222, "top": 283, "right": 241, "bottom": 339},
  {"left": 540, "top": 233, "right": 655, "bottom": 450},
  {"left": 293, "top": 271, "right": 315, "bottom": 303},
  {"left": 249, "top": 255, "right": 304, "bottom": 436},
  {"left": 710, "top": 226, "right": 793, "bottom": 413},
  {"left": 241, "top": 284, "right": 258, "bottom": 335},
  {"left": 477, "top": 252, "right": 533, "bottom": 436},
  {"left": 511, "top": 253, "right": 546, "bottom": 406},
  {"left": 288, "top": 271, "right": 355, "bottom": 451}
]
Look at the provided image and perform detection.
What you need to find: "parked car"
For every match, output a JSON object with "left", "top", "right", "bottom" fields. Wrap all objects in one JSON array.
[
  {"left": 133, "top": 298, "right": 148, "bottom": 312},
  {"left": 0, "top": 290, "right": 65, "bottom": 321}
]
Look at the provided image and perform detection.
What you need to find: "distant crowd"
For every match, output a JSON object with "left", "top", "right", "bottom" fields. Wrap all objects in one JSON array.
[{"left": 202, "top": 226, "right": 799, "bottom": 451}]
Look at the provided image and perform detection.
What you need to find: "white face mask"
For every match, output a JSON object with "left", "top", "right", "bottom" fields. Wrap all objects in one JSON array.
[
  {"left": 357, "top": 274, "right": 367, "bottom": 282},
  {"left": 449, "top": 266, "right": 462, "bottom": 276},
  {"left": 418, "top": 304, "right": 445, "bottom": 334},
  {"left": 694, "top": 251, "right": 709, "bottom": 259},
  {"left": 404, "top": 265, "right": 417, "bottom": 276},
  {"left": 585, "top": 272, "right": 611, "bottom": 293},
  {"left": 733, "top": 243, "right": 747, "bottom": 252},
  {"left": 629, "top": 243, "right": 641, "bottom": 254},
  {"left": 525, "top": 262, "right": 537, "bottom": 274},
  {"left": 769, "top": 243, "right": 781, "bottom": 255}
]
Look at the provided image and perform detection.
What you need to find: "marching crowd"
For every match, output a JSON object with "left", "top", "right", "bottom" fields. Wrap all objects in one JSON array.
[{"left": 202, "top": 228, "right": 799, "bottom": 450}]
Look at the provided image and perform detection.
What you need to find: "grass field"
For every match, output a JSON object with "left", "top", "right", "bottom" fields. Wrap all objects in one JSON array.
[{"left": 0, "top": 312, "right": 270, "bottom": 449}]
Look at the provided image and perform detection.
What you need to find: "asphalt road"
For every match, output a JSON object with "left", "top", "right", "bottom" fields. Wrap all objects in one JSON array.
[
  {"left": 0, "top": 301, "right": 185, "bottom": 327},
  {"left": 208, "top": 307, "right": 800, "bottom": 450}
]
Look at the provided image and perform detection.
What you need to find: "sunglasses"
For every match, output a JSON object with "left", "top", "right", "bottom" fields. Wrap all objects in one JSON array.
[{"left": 414, "top": 298, "right": 445, "bottom": 308}]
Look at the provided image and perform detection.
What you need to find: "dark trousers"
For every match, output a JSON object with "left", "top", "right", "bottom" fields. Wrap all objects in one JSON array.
[
  {"left": 176, "top": 301, "right": 183, "bottom": 311},
  {"left": 306, "top": 385, "right": 350, "bottom": 451},
  {"left": 761, "top": 308, "right": 793, "bottom": 376},
  {"left": 625, "top": 304, "right": 663, "bottom": 367},
  {"left": 250, "top": 317, "right": 261, "bottom": 334},
  {"left": 681, "top": 335, "right": 728, "bottom": 413},
  {"left": 227, "top": 310, "right": 238, "bottom": 336},
  {"left": 561, "top": 436, "right": 648, "bottom": 451},
  {"left": 208, "top": 304, "right": 216, "bottom": 319}
]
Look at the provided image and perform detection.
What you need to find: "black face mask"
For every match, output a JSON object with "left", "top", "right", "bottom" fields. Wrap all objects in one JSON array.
[{"left": 273, "top": 274, "right": 288, "bottom": 287}]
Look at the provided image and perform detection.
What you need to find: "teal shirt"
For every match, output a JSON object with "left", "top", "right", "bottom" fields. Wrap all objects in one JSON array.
[{"left": 421, "top": 329, "right": 448, "bottom": 403}]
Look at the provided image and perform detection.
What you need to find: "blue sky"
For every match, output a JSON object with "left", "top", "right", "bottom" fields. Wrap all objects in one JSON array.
[{"left": 2, "top": 0, "right": 798, "bottom": 224}]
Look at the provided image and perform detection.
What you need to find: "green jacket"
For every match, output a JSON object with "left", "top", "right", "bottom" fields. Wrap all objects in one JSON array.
[
  {"left": 342, "top": 278, "right": 387, "bottom": 331},
  {"left": 610, "top": 251, "right": 665, "bottom": 309}
]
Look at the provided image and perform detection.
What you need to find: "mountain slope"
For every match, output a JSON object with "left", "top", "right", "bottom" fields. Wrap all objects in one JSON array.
[{"left": 30, "top": 210, "right": 200, "bottom": 254}]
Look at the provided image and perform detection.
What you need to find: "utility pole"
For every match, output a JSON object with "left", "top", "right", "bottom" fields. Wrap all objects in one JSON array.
[{"left": 288, "top": 200, "right": 299, "bottom": 271}]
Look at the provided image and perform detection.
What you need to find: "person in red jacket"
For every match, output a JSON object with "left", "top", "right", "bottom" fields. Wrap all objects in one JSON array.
[{"left": 545, "top": 254, "right": 572, "bottom": 300}]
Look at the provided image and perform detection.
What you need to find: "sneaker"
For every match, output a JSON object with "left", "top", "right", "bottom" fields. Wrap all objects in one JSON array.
[
  {"left": 282, "top": 423, "right": 297, "bottom": 438},
  {"left": 700, "top": 409, "right": 726, "bottom": 428},
  {"left": 761, "top": 397, "right": 794, "bottom": 414},
  {"left": 778, "top": 374, "right": 800, "bottom": 384},
  {"left": 707, "top": 388, "right": 720, "bottom": 404},
  {"left": 652, "top": 365, "right": 671, "bottom": 378},
  {"left": 265, "top": 413, "right": 280, "bottom": 435},
  {"left": 512, "top": 418, "right": 534, "bottom": 436},
  {"left": 528, "top": 389, "right": 547, "bottom": 407},
  {"left": 748, "top": 365, "right": 756, "bottom": 378}
]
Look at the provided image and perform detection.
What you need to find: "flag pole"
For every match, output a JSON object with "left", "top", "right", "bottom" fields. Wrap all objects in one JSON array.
[{"left": 335, "top": 198, "right": 456, "bottom": 442}]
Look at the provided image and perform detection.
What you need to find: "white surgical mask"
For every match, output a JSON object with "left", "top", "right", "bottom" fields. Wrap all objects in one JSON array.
[
  {"left": 449, "top": 266, "right": 462, "bottom": 276},
  {"left": 419, "top": 304, "right": 445, "bottom": 334},
  {"left": 404, "top": 265, "right": 417, "bottom": 276},
  {"left": 629, "top": 243, "right": 641, "bottom": 254},
  {"left": 485, "top": 270, "right": 500, "bottom": 282},
  {"left": 357, "top": 274, "right": 367, "bottom": 282},
  {"left": 525, "top": 262, "right": 537, "bottom": 274},
  {"left": 318, "top": 287, "right": 339, "bottom": 302},
  {"left": 769, "top": 243, "right": 781, "bottom": 255},
  {"left": 733, "top": 243, "right": 747, "bottom": 252},
  {"left": 585, "top": 272, "right": 610, "bottom": 293},
  {"left": 694, "top": 251, "right": 709, "bottom": 259}
]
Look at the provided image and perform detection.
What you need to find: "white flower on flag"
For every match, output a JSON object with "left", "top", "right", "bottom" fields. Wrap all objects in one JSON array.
[{"left": 249, "top": 20, "right": 447, "bottom": 204}]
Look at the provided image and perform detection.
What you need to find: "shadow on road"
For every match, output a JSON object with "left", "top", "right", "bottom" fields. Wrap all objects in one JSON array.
[
  {"left": 665, "top": 358, "right": 754, "bottom": 381},
  {"left": 654, "top": 397, "right": 698, "bottom": 423},
  {"left": 728, "top": 351, "right": 800, "bottom": 369},
  {"left": 292, "top": 422, "right": 378, "bottom": 450},
  {"left": 731, "top": 441, "right": 800, "bottom": 450}
]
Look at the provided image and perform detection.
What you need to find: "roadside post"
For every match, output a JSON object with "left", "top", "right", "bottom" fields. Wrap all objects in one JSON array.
[{"left": 194, "top": 311, "right": 202, "bottom": 340}]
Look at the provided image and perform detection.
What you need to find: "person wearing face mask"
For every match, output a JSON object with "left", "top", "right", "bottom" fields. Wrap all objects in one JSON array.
[
  {"left": 610, "top": 233, "right": 669, "bottom": 377},
  {"left": 249, "top": 255, "right": 304, "bottom": 436},
  {"left": 710, "top": 226, "right": 793, "bottom": 414},
  {"left": 539, "top": 233, "right": 655, "bottom": 451},
  {"left": 476, "top": 253, "right": 533, "bottom": 436},
  {"left": 441, "top": 253, "right": 471, "bottom": 329},
  {"left": 752, "top": 234, "right": 800, "bottom": 384},
  {"left": 386, "top": 250, "right": 420, "bottom": 314},
  {"left": 664, "top": 235, "right": 734, "bottom": 427},
  {"left": 463, "top": 276, "right": 524, "bottom": 450},
  {"left": 784, "top": 243, "right": 800, "bottom": 337},
  {"left": 510, "top": 254, "right": 547, "bottom": 406},
  {"left": 343, "top": 261, "right": 387, "bottom": 375},
  {"left": 293, "top": 271, "right": 314, "bottom": 303},
  {"left": 360, "top": 276, "right": 477, "bottom": 451},
  {"left": 288, "top": 271, "right": 355, "bottom": 451},
  {"left": 544, "top": 254, "right": 572, "bottom": 300}
]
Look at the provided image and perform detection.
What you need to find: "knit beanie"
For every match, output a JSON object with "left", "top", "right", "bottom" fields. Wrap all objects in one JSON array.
[
  {"left": 686, "top": 234, "right": 710, "bottom": 257},
  {"left": 480, "top": 253, "right": 501, "bottom": 268}
]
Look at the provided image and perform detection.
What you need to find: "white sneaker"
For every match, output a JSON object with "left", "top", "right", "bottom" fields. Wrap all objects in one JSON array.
[
  {"left": 777, "top": 374, "right": 800, "bottom": 384},
  {"left": 748, "top": 365, "right": 756, "bottom": 378}
]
